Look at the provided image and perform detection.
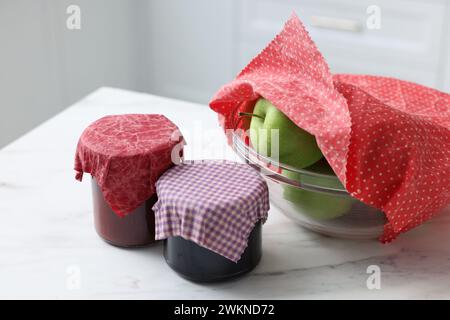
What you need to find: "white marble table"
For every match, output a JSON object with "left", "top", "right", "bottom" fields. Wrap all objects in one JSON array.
[{"left": 0, "top": 87, "right": 449, "bottom": 300}]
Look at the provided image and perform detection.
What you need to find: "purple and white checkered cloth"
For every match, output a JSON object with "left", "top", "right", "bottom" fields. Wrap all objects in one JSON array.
[{"left": 153, "top": 160, "right": 270, "bottom": 262}]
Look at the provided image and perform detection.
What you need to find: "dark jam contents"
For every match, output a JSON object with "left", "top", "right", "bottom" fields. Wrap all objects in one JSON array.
[
  {"left": 164, "top": 222, "right": 262, "bottom": 282},
  {"left": 91, "top": 180, "right": 157, "bottom": 247}
]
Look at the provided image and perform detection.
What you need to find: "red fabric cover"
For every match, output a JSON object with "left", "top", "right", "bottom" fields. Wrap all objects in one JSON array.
[
  {"left": 75, "top": 114, "right": 184, "bottom": 217},
  {"left": 209, "top": 14, "right": 450, "bottom": 242}
]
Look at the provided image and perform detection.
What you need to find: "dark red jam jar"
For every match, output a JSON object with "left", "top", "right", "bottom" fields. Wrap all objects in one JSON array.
[
  {"left": 75, "top": 114, "right": 184, "bottom": 247},
  {"left": 91, "top": 179, "right": 158, "bottom": 247}
]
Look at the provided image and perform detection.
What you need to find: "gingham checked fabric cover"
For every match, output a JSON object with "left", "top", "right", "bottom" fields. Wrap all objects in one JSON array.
[
  {"left": 153, "top": 160, "right": 270, "bottom": 262},
  {"left": 75, "top": 114, "right": 184, "bottom": 216}
]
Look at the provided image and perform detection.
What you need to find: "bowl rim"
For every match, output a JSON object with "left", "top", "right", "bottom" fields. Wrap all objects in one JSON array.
[{"left": 232, "top": 131, "right": 349, "bottom": 196}]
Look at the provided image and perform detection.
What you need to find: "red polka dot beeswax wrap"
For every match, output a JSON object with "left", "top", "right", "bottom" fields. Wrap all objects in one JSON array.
[
  {"left": 209, "top": 14, "right": 450, "bottom": 242},
  {"left": 74, "top": 114, "right": 185, "bottom": 217}
]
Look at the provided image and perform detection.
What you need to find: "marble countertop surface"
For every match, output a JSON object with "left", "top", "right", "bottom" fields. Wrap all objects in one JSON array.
[{"left": 1, "top": 87, "right": 449, "bottom": 300}]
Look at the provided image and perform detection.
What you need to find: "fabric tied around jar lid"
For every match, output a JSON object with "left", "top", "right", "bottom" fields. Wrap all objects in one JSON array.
[
  {"left": 74, "top": 114, "right": 184, "bottom": 217},
  {"left": 153, "top": 160, "right": 270, "bottom": 263},
  {"left": 209, "top": 13, "right": 450, "bottom": 242}
]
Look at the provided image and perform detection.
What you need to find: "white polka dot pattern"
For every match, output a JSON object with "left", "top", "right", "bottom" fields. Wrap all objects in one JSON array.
[
  {"left": 335, "top": 75, "right": 450, "bottom": 242},
  {"left": 209, "top": 14, "right": 450, "bottom": 242}
]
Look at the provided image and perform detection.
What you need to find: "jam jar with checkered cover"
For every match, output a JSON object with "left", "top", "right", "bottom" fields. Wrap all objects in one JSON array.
[{"left": 153, "top": 160, "right": 269, "bottom": 282}]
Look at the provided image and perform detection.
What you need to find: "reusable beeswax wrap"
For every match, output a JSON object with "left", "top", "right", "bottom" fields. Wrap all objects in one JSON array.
[
  {"left": 75, "top": 114, "right": 184, "bottom": 216},
  {"left": 209, "top": 14, "right": 450, "bottom": 242},
  {"left": 153, "top": 160, "right": 269, "bottom": 262}
]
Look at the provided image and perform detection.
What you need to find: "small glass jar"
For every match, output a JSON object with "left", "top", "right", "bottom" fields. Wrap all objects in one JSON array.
[
  {"left": 91, "top": 179, "right": 157, "bottom": 247},
  {"left": 75, "top": 114, "right": 184, "bottom": 248},
  {"left": 164, "top": 222, "right": 262, "bottom": 282}
]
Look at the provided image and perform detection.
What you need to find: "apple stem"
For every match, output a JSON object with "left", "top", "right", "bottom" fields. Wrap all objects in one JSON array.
[{"left": 238, "top": 112, "right": 264, "bottom": 120}]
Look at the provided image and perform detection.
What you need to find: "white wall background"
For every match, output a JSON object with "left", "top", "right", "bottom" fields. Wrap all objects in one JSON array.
[
  {"left": 138, "top": 0, "right": 237, "bottom": 103},
  {"left": 1, "top": 0, "right": 449, "bottom": 148},
  {"left": 0, "top": 0, "right": 142, "bottom": 148}
]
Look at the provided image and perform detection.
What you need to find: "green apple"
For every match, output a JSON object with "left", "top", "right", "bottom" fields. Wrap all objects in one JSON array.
[
  {"left": 282, "top": 168, "right": 353, "bottom": 220},
  {"left": 301, "top": 158, "right": 345, "bottom": 190},
  {"left": 305, "top": 158, "right": 336, "bottom": 175},
  {"left": 242, "top": 98, "right": 323, "bottom": 168}
]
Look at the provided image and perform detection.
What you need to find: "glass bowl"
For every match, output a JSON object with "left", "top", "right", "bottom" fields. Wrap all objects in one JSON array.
[{"left": 232, "top": 132, "right": 386, "bottom": 239}]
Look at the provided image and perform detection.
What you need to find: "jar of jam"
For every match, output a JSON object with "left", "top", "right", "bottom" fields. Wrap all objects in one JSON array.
[
  {"left": 75, "top": 114, "right": 184, "bottom": 247},
  {"left": 164, "top": 222, "right": 262, "bottom": 282},
  {"left": 153, "top": 160, "right": 269, "bottom": 282},
  {"left": 91, "top": 179, "right": 158, "bottom": 247}
]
